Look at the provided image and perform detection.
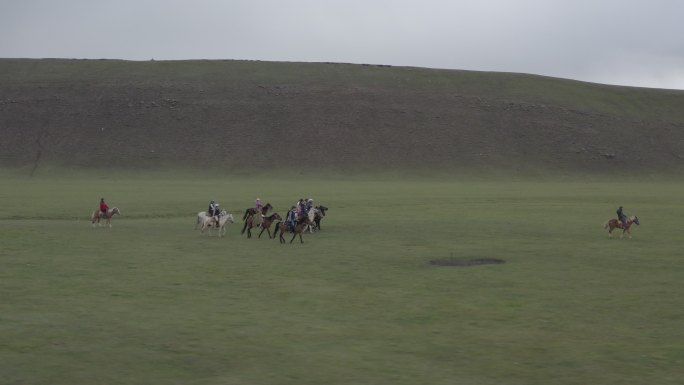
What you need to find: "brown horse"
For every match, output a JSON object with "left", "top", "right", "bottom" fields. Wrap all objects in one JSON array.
[
  {"left": 91, "top": 207, "right": 121, "bottom": 228},
  {"left": 242, "top": 203, "right": 272, "bottom": 220},
  {"left": 313, "top": 205, "right": 328, "bottom": 231},
  {"left": 257, "top": 213, "right": 282, "bottom": 239},
  {"left": 273, "top": 216, "right": 312, "bottom": 244},
  {"left": 241, "top": 204, "right": 274, "bottom": 238},
  {"left": 604, "top": 215, "right": 640, "bottom": 239}
]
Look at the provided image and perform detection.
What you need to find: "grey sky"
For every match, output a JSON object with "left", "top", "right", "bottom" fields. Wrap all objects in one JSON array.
[{"left": 1, "top": 0, "right": 683, "bottom": 89}]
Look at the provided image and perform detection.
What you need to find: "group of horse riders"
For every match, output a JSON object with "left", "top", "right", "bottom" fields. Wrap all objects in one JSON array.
[
  {"left": 207, "top": 197, "right": 316, "bottom": 231},
  {"left": 286, "top": 198, "right": 315, "bottom": 231}
]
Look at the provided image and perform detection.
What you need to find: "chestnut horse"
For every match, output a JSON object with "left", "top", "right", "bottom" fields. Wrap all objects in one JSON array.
[
  {"left": 604, "top": 215, "right": 640, "bottom": 239},
  {"left": 257, "top": 213, "right": 282, "bottom": 239},
  {"left": 273, "top": 216, "right": 312, "bottom": 244},
  {"left": 91, "top": 207, "right": 121, "bottom": 228}
]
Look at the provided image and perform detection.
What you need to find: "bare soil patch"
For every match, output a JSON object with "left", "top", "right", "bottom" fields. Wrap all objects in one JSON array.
[{"left": 429, "top": 257, "right": 505, "bottom": 267}]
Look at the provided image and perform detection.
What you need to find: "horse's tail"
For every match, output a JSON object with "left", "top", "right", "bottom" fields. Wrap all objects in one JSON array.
[{"left": 603, "top": 220, "right": 610, "bottom": 229}]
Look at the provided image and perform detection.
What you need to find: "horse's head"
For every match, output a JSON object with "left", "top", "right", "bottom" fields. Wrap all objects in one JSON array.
[
  {"left": 226, "top": 213, "right": 235, "bottom": 223},
  {"left": 273, "top": 213, "right": 282, "bottom": 221},
  {"left": 111, "top": 207, "right": 121, "bottom": 216},
  {"left": 262, "top": 203, "right": 272, "bottom": 213},
  {"left": 632, "top": 216, "right": 640, "bottom": 225},
  {"left": 317, "top": 205, "right": 328, "bottom": 216}
]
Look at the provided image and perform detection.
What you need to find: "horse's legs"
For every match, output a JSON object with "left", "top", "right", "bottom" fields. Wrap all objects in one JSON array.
[
  {"left": 299, "top": 232, "right": 304, "bottom": 243},
  {"left": 290, "top": 232, "right": 297, "bottom": 243},
  {"left": 258, "top": 226, "right": 267, "bottom": 238}
]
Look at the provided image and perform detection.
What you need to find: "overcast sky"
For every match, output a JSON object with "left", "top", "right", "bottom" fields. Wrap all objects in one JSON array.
[{"left": 1, "top": 0, "right": 683, "bottom": 89}]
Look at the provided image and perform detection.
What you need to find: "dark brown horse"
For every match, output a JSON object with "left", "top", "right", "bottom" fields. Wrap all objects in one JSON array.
[
  {"left": 241, "top": 203, "right": 272, "bottom": 238},
  {"left": 604, "top": 216, "right": 640, "bottom": 239},
  {"left": 257, "top": 213, "right": 282, "bottom": 239},
  {"left": 273, "top": 216, "right": 312, "bottom": 244},
  {"left": 313, "top": 205, "right": 328, "bottom": 231},
  {"left": 243, "top": 203, "right": 272, "bottom": 220}
]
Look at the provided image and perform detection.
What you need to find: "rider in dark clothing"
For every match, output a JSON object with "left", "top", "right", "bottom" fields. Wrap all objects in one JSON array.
[
  {"left": 286, "top": 206, "right": 297, "bottom": 231},
  {"left": 298, "top": 199, "right": 308, "bottom": 217},
  {"left": 208, "top": 200, "right": 220, "bottom": 223},
  {"left": 617, "top": 206, "right": 627, "bottom": 226}
]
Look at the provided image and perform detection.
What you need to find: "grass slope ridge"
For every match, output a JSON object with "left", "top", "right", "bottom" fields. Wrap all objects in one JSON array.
[{"left": 1, "top": 58, "right": 683, "bottom": 173}]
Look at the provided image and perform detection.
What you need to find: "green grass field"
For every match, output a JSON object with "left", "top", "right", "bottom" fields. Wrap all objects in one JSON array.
[{"left": 1, "top": 171, "right": 683, "bottom": 385}]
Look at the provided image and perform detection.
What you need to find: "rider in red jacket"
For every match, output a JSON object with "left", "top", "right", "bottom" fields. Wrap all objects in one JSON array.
[{"left": 100, "top": 198, "right": 109, "bottom": 215}]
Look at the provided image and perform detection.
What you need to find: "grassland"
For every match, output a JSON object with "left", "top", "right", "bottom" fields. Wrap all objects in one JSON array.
[{"left": 1, "top": 170, "right": 683, "bottom": 385}]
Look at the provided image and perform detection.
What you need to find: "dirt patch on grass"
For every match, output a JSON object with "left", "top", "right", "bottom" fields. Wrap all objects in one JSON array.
[{"left": 429, "top": 257, "right": 505, "bottom": 267}]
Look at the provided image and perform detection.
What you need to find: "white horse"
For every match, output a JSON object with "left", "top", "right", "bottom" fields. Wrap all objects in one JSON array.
[
  {"left": 305, "top": 207, "right": 316, "bottom": 233},
  {"left": 200, "top": 211, "right": 234, "bottom": 237},
  {"left": 91, "top": 207, "right": 121, "bottom": 228},
  {"left": 196, "top": 210, "right": 227, "bottom": 229}
]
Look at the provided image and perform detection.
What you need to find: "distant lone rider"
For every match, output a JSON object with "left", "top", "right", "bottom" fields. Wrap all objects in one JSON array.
[
  {"left": 99, "top": 198, "right": 109, "bottom": 217},
  {"left": 617, "top": 206, "right": 627, "bottom": 226}
]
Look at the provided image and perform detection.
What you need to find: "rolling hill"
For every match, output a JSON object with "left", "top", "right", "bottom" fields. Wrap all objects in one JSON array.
[{"left": 1, "top": 58, "right": 683, "bottom": 174}]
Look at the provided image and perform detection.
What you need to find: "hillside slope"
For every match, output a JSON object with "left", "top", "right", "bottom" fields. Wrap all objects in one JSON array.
[{"left": 1, "top": 59, "right": 683, "bottom": 174}]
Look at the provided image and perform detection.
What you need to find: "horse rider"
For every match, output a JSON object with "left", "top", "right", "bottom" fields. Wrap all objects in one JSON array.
[
  {"left": 255, "top": 198, "right": 263, "bottom": 214},
  {"left": 208, "top": 200, "right": 221, "bottom": 224},
  {"left": 294, "top": 199, "right": 305, "bottom": 219},
  {"left": 306, "top": 198, "right": 314, "bottom": 213},
  {"left": 617, "top": 206, "right": 627, "bottom": 226},
  {"left": 286, "top": 205, "right": 297, "bottom": 231},
  {"left": 99, "top": 198, "right": 109, "bottom": 218}
]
